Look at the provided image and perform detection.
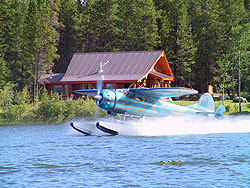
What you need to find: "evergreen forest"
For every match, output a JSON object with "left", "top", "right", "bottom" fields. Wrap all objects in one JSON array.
[{"left": 0, "top": 0, "right": 250, "bottom": 97}]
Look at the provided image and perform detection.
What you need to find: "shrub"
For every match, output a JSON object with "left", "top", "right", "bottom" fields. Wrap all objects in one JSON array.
[
  {"left": 242, "top": 92, "right": 250, "bottom": 101},
  {"left": 63, "top": 99, "right": 77, "bottom": 120},
  {"left": 225, "top": 104, "right": 231, "bottom": 112},
  {"left": 74, "top": 98, "right": 97, "bottom": 117},
  {"left": 1, "top": 87, "right": 106, "bottom": 124}
]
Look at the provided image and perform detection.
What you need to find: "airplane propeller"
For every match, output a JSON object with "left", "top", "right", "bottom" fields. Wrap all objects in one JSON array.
[
  {"left": 96, "top": 78, "right": 103, "bottom": 105},
  {"left": 94, "top": 62, "right": 104, "bottom": 118}
]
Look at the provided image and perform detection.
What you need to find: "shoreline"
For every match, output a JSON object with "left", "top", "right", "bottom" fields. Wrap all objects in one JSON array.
[{"left": 1, "top": 112, "right": 250, "bottom": 126}]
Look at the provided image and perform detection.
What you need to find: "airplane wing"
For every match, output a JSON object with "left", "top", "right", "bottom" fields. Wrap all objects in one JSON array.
[
  {"left": 74, "top": 87, "right": 198, "bottom": 99},
  {"left": 74, "top": 89, "right": 98, "bottom": 96},
  {"left": 127, "top": 87, "right": 198, "bottom": 99}
]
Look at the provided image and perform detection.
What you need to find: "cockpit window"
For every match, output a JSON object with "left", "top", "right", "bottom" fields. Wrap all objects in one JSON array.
[
  {"left": 126, "top": 92, "right": 136, "bottom": 99},
  {"left": 125, "top": 92, "right": 155, "bottom": 104},
  {"left": 146, "top": 97, "right": 154, "bottom": 104},
  {"left": 135, "top": 95, "right": 143, "bottom": 101}
]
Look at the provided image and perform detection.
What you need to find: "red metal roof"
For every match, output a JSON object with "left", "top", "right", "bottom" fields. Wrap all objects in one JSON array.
[
  {"left": 39, "top": 73, "right": 64, "bottom": 83},
  {"left": 39, "top": 51, "right": 174, "bottom": 85},
  {"left": 61, "top": 51, "right": 165, "bottom": 82}
]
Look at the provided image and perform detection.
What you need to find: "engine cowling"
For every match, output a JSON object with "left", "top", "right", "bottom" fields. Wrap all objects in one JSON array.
[{"left": 98, "top": 90, "right": 117, "bottom": 112}]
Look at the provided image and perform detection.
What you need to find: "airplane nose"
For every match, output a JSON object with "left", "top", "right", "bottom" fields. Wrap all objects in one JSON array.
[{"left": 94, "top": 94, "right": 103, "bottom": 102}]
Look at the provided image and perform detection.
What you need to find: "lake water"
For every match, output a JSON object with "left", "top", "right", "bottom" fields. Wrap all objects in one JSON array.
[{"left": 1, "top": 116, "right": 250, "bottom": 188}]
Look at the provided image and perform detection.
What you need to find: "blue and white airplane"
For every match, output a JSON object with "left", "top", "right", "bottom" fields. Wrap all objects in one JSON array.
[{"left": 70, "top": 87, "right": 226, "bottom": 135}]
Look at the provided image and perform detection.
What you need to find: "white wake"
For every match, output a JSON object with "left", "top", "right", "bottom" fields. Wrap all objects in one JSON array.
[
  {"left": 119, "top": 115, "right": 250, "bottom": 136},
  {"left": 70, "top": 115, "right": 250, "bottom": 136}
]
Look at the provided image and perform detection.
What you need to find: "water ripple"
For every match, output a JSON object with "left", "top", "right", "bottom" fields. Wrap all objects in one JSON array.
[
  {"left": 151, "top": 159, "right": 221, "bottom": 166},
  {"left": 0, "top": 166, "right": 20, "bottom": 174}
]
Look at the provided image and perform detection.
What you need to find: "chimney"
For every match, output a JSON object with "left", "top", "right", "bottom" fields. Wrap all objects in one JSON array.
[
  {"left": 49, "top": 69, "right": 52, "bottom": 80},
  {"left": 99, "top": 62, "right": 103, "bottom": 74}
]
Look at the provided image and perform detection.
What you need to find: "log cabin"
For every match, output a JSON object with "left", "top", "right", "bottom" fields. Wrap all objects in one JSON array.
[{"left": 39, "top": 50, "right": 174, "bottom": 99}]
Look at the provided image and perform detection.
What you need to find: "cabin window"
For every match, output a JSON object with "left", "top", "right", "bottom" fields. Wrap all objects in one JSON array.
[
  {"left": 82, "top": 84, "right": 88, "bottom": 89},
  {"left": 124, "top": 83, "right": 130, "bottom": 88},
  {"left": 54, "top": 85, "right": 62, "bottom": 95},
  {"left": 64, "top": 85, "right": 67, "bottom": 96},
  {"left": 113, "top": 83, "right": 116, "bottom": 89},
  {"left": 106, "top": 83, "right": 112, "bottom": 89}
]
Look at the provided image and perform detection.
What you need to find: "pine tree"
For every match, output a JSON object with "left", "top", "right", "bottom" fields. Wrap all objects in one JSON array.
[
  {"left": 155, "top": 0, "right": 175, "bottom": 55},
  {"left": 3, "top": 0, "right": 27, "bottom": 90},
  {"left": 174, "top": 1, "right": 197, "bottom": 87},
  {"left": 211, "top": 0, "right": 249, "bottom": 95},
  {"left": 24, "top": 0, "right": 59, "bottom": 101},
  {"left": 55, "top": 0, "right": 82, "bottom": 72},
  {"left": 189, "top": 0, "right": 220, "bottom": 92},
  {"left": 86, "top": 0, "right": 119, "bottom": 52},
  {"left": 0, "top": 0, "right": 8, "bottom": 88},
  {"left": 156, "top": 0, "right": 196, "bottom": 87},
  {"left": 115, "top": 0, "right": 159, "bottom": 51}
]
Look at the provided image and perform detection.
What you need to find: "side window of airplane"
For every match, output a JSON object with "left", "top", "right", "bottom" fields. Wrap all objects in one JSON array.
[
  {"left": 135, "top": 95, "right": 143, "bottom": 101},
  {"left": 142, "top": 97, "right": 154, "bottom": 104},
  {"left": 126, "top": 92, "right": 136, "bottom": 99},
  {"left": 125, "top": 92, "right": 154, "bottom": 103},
  {"left": 147, "top": 98, "right": 154, "bottom": 104}
]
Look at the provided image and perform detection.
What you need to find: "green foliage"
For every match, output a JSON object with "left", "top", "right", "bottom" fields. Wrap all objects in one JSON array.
[
  {"left": 242, "top": 91, "right": 250, "bottom": 101},
  {"left": 87, "top": 0, "right": 119, "bottom": 52},
  {"left": 0, "top": 0, "right": 9, "bottom": 89},
  {"left": 35, "top": 94, "right": 99, "bottom": 123},
  {"left": 0, "top": 84, "right": 31, "bottom": 120},
  {"left": 216, "top": 22, "right": 250, "bottom": 96},
  {"left": 0, "top": 87, "right": 104, "bottom": 123},
  {"left": 6, "top": 0, "right": 58, "bottom": 101},
  {"left": 0, "top": 0, "right": 250, "bottom": 101},
  {"left": 54, "top": 0, "right": 82, "bottom": 72},
  {"left": 4, "top": 0, "right": 27, "bottom": 89},
  {"left": 174, "top": 1, "right": 197, "bottom": 87},
  {"left": 0, "top": 84, "right": 15, "bottom": 109},
  {"left": 115, "top": 0, "right": 159, "bottom": 51},
  {"left": 0, "top": 57, "right": 7, "bottom": 88}
]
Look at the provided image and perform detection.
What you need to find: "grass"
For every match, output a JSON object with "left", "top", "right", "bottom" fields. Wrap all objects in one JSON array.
[{"left": 169, "top": 99, "right": 250, "bottom": 115}]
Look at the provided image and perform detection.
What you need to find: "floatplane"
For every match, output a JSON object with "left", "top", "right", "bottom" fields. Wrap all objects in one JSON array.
[{"left": 70, "top": 87, "right": 226, "bottom": 136}]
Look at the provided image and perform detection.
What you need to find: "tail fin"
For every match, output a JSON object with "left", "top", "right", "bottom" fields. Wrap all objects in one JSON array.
[{"left": 189, "top": 93, "right": 215, "bottom": 112}]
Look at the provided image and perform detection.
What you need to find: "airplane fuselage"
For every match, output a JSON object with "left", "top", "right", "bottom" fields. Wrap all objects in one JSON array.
[
  {"left": 99, "top": 90, "right": 199, "bottom": 117},
  {"left": 72, "top": 87, "right": 225, "bottom": 135}
]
